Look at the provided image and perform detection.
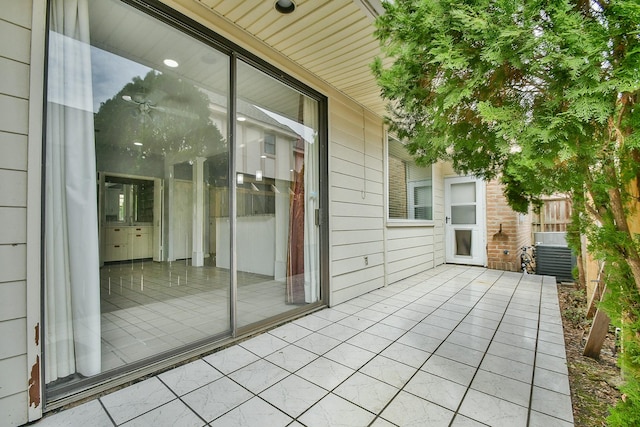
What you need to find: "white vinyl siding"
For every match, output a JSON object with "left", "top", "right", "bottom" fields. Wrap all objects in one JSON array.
[
  {"left": 329, "top": 99, "right": 385, "bottom": 305},
  {"left": 0, "top": 0, "right": 33, "bottom": 425}
]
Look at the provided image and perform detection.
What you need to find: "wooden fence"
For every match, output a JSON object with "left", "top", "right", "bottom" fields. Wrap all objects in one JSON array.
[{"left": 531, "top": 196, "right": 572, "bottom": 233}]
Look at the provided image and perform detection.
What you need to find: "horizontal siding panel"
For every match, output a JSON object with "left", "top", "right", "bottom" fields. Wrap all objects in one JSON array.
[
  {"left": 330, "top": 187, "right": 383, "bottom": 206},
  {"left": 388, "top": 262, "right": 435, "bottom": 285},
  {"left": 332, "top": 252, "right": 383, "bottom": 276},
  {"left": 387, "top": 235, "right": 434, "bottom": 251},
  {"left": 0, "top": 281, "right": 26, "bottom": 321},
  {"left": 0, "top": 132, "right": 28, "bottom": 171},
  {"left": 331, "top": 157, "right": 383, "bottom": 184},
  {"left": 387, "top": 227, "right": 434, "bottom": 240},
  {"left": 0, "top": 355, "right": 26, "bottom": 399},
  {"left": 0, "top": 170, "right": 27, "bottom": 206},
  {"left": 331, "top": 229, "right": 383, "bottom": 246},
  {"left": 387, "top": 246, "right": 434, "bottom": 264},
  {"left": 330, "top": 201, "right": 382, "bottom": 218},
  {"left": 0, "top": 95, "right": 29, "bottom": 135},
  {"left": 0, "top": 244, "right": 26, "bottom": 283},
  {"left": 330, "top": 171, "right": 383, "bottom": 195},
  {"left": 0, "top": 318, "right": 26, "bottom": 360},
  {"left": 332, "top": 216, "right": 383, "bottom": 231},
  {"left": 0, "top": 20, "right": 31, "bottom": 63},
  {"left": 332, "top": 241, "right": 384, "bottom": 260},
  {"left": 332, "top": 265, "right": 384, "bottom": 292},
  {"left": 0, "top": 207, "right": 26, "bottom": 244},
  {"left": 0, "top": 0, "right": 32, "bottom": 28},
  {"left": 0, "top": 57, "right": 30, "bottom": 99},
  {"left": 388, "top": 255, "right": 433, "bottom": 278},
  {"left": 331, "top": 278, "right": 384, "bottom": 306},
  {"left": 0, "top": 391, "right": 27, "bottom": 427}
]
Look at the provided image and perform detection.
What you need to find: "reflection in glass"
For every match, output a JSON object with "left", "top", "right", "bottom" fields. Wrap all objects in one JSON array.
[
  {"left": 234, "top": 61, "right": 320, "bottom": 327},
  {"left": 44, "top": 0, "right": 230, "bottom": 393}
]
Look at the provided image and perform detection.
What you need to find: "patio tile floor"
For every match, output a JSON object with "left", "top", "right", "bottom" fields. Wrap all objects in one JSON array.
[{"left": 34, "top": 265, "right": 574, "bottom": 426}]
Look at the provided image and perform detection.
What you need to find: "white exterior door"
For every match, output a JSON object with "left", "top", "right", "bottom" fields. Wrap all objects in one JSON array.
[{"left": 445, "top": 176, "right": 486, "bottom": 266}]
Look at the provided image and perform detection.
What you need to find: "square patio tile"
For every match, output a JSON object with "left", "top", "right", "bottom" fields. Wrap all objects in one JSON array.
[
  {"left": 203, "top": 345, "right": 260, "bottom": 375},
  {"left": 404, "top": 370, "right": 467, "bottom": 411},
  {"left": 458, "top": 389, "right": 529, "bottom": 427},
  {"left": 100, "top": 377, "right": 175, "bottom": 425},
  {"left": 228, "top": 359, "right": 289, "bottom": 394},
  {"left": 296, "top": 356, "right": 355, "bottom": 390},
  {"left": 264, "top": 343, "right": 318, "bottom": 373},
  {"left": 470, "top": 369, "right": 531, "bottom": 407},
  {"left": 299, "top": 393, "right": 376, "bottom": 427},
  {"left": 531, "top": 386, "right": 574, "bottom": 423},
  {"left": 210, "top": 397, "right": 292, "bottom": 427},
  {"left": 181, "top": 377, "right": 253, "bottom": 423},
  {"left": 380, "top": 342, "right": 431, "bottom": 368},
  {"left": 324, "top": 342, "right": 377, "bottom": 370},
  {"left": 420, "top": 355, "right": 477, "bottom": 387},
  {"left": 479, "top": 353, "right": 534, "bottom": 384},
  {"left": 434, "top": 342, "right": 484, "bottom": 367},
  {"left": 360, "top": 355, "right": 417, "bottom": 388},
  {"left": 239, "top": 333, "right": 289, "bottom": 358},
  {"left": 380, "top": 390, "right": 454, "bottom": 427},
  {"left": 347, "top": 331, "right": 394, "bottom": 353},
  {"left": 158, "top": 359, "right": 223, "bottom": 396},
  {"left": 397, "top": 331, "right": 443, "bottom": 353},
  {"left": 294, "top": 332, "right": 342, "bottom": 355},
  {"left": 36, "top": 400, "right": 113, "bottom": 427},
  {"left": 120, "top": 399, "right": 204, "bottom": 427},
  {"left": 268, "top": 322, "right": 313, "bottom": 343},
  {"left": 334, "top": 372, "right": 398, "bottom": 414},
  {"left": 259, "top": 374, "right": 327, "bottom": 418}
]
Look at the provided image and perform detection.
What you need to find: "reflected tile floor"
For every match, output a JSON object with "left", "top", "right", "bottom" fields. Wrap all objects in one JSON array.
[{"left": 35, "top": 265, "right": 574, "bottom": 427}]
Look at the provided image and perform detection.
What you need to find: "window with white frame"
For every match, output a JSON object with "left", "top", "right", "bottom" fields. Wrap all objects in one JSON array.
[{"left": 387, "top": 135, "right": 433, "bottom": 221}]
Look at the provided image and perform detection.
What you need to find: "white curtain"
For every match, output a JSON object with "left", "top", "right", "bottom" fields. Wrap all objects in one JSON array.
[
  {"left": 303, "top": 98, "right": 319, "bottom": 303},
  {"left": 45, "top": 0, "right": 101, "bottom": 382}
]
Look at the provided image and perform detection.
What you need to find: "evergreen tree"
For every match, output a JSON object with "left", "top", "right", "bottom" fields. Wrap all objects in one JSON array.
[{"left": 373, "top": 0, "right": 639, "bottom": 422}]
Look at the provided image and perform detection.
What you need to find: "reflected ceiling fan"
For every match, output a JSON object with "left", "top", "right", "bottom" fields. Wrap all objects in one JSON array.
[{"left": 121, "top": 93, "right": 198, "bottom": 120}]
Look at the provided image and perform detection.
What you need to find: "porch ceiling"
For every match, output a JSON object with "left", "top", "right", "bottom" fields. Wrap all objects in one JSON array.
[{"left": 192, "top": 0, "right": 389, "bottom": 116}]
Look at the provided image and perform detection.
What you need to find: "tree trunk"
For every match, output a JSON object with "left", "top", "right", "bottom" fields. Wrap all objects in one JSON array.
[{"left": 608, "top": 186, "right": 640, "bottom": 294}]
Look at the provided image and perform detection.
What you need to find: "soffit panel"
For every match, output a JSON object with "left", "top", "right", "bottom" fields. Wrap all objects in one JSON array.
[{"left": 193, "top": 0, "right": 387, "bottom": 116}]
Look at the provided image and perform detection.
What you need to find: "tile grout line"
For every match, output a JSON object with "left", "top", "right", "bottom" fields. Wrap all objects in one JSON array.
[
  {"left": 365, "top": 268, "right": 507, "bottom": 427},
  {"left": 447, "top": 272, "right": 537, "bottom": 426},
  {"left": 525, "top": 275, "right": 545, "bottom": 427}
]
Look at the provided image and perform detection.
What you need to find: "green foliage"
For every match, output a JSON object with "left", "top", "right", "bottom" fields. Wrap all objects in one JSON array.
[
  {"left": 373, "top": 0, "right": 640, "bottom": 421},
  {"left": 94, "top": 70, "right": 226, "bottom": 161}
]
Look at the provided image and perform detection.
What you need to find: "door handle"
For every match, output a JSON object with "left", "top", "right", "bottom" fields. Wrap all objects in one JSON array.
[{"left": 445, "top": 216, "right": 450, "bottom": 224}]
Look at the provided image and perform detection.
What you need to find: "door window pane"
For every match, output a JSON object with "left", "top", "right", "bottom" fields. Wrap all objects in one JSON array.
[
  {"left": 451, "top": 182, "right": 476, "bottom": 204},
  {"left": 451, "top": 205, "right": 477, "bottom": 224}
]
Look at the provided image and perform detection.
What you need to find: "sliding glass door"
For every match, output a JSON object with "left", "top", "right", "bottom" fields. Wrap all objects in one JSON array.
[{"left": 44, "top": 0, "right": 324, "bottom": 400}]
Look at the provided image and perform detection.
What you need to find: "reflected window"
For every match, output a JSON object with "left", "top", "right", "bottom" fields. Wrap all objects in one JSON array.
[{"left": 387, "top": 135, "right": 433, "bottom": 221}]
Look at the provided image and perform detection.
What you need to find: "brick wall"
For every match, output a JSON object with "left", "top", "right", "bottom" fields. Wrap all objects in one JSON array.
[{"left": 486, "top": 180, "right": 532, "bottom": 272}]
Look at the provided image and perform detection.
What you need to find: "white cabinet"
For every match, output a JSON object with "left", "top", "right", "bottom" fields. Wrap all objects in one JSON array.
[{"left": 102, "top": 225, "right": 153, "bottom": 262}]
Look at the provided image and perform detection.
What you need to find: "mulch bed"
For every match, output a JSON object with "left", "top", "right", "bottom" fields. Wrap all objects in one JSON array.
[{"left": 557, "top": 284, "right": 623, "bottom": 426}]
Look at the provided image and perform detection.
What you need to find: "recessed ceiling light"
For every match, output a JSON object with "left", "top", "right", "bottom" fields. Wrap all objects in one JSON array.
[
  {"left": 134, "top": 141, "right": 143, "bottom": 146},
  {"left": 275, "top": 0, "right": 295, "bottom": 14},
  {"left": 237, "top": 116, "right": 247, "bottom": 122},
  {"left": 163, "top": 58, "right": 179, "bottom": 68}
]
